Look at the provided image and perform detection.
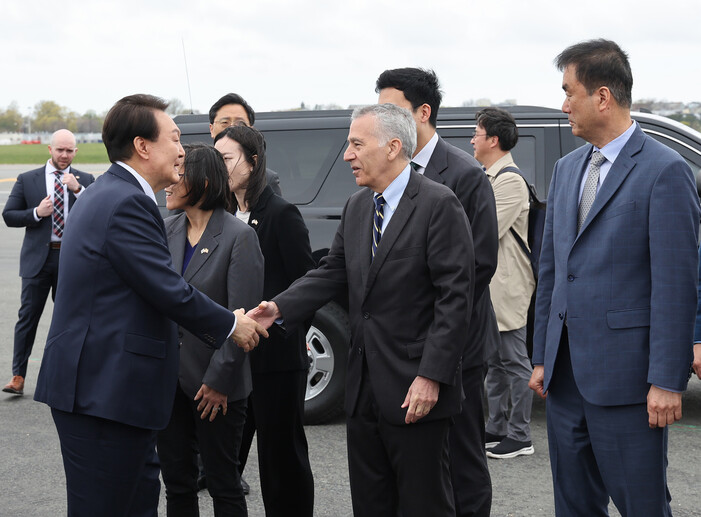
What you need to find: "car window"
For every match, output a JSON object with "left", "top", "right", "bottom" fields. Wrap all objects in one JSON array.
[
  {"left": 643, "top": 131, "right": 701, "bottom": 179},
  {"left": 443, "top": 135, "right": 538, "bottom": 185},
  {"left": 263, "top": 129, "right": 347, "bottom": 204}
]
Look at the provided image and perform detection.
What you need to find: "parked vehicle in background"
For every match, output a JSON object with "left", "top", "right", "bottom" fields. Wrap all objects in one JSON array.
[{"left": 173, "top": 106, "right": 701, "bottom": 424}]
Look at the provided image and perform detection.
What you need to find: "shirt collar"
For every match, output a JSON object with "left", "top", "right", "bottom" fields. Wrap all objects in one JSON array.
[
  {"left": 378, "top": 164, "right": 411, "bottom": 212},
  {"left": 484, "top": 152, "right": 516, "bottom": 178},
  {"left": 46, "top": 159, "right": 69, "bottom": 175},
  {"left": 595, "top": 120, "right": 637, "bottom": 164},
  {"left": 116, "top": 161, "right": 157, "bottom": 205},
  {"left": 410, "top": 132, "right": 439, "bottom": 170}
]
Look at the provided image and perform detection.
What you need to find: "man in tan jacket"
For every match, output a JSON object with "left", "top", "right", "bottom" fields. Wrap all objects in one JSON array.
[{"left": 473, "top": 107, "right": 536, "bottom": 459}]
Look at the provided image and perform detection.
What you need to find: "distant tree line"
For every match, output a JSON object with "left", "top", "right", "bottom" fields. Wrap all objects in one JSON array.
[
  {"left": 0, "top": 99, "right": 196, "bottom": 134},
  {"left": 2, "top": 98, "right": 698, "bottom": 134}
]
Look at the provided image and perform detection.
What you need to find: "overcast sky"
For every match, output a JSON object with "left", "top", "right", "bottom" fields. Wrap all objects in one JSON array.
[{"left": 2, "top": 0, "right": 699, "bottom": 116}]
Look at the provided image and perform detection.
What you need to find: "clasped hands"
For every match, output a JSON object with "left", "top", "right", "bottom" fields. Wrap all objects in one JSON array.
[{"left": 230, "top": 308, "right": 268, "bottom": 352}]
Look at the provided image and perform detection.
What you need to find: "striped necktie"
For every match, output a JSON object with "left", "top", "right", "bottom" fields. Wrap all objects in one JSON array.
[
  {"left": 578, "top": 150, "right": 606, "bottom": 232},
  {"left": 372, "top": 193, "right": 386, "bottom": 259},
  {"left": 52, "top": 170, "right": 65, "bottom": 238}
]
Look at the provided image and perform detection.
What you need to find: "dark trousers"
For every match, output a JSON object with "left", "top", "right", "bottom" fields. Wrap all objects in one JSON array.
[
  {"left": 12, "top": 249, "right": 59, "bottom": 377},
  {"left": 157, "top": 383, "right": 248, "bottom": 517},
  {"left": 547, "top": 330, "right": 672, "bottom": 517},
  {"left": 449, "top": 364, "right": 492, "bottom": 517},
  {"left": 239, "top": 370, "right": 314, "bottom": 517},
  {"left": 51, "top": 408, "right": 160, "bottom": 517},
  {"left": 346, "top": 366, "right": 454, "bottom": 517}
]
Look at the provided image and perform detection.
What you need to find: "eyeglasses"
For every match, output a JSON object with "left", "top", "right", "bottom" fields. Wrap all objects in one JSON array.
[
  {"left": 470, "top": 133, "right": 488, "bottom": 140},
  {"left": 215, "top": 118, "right": 248, "bottom": 128}
]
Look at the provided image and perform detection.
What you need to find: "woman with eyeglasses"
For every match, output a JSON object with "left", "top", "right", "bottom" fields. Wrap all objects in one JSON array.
[
  {"left": 157, "top": 143, "right": 264, "bottom": 516},
  {"left": 214, "top": 125, "right": 315, "bottom": 516}
]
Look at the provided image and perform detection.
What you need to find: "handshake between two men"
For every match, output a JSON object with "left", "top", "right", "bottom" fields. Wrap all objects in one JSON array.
[{"left": 230, "top": 302, "right": 280, "bottom": 352}]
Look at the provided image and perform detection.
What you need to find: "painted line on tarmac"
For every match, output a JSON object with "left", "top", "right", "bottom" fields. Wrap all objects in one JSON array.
[
  {"left": 0, "top": 178, "right": 16, "bottom": 182},
  {"left": 671, "top": 423, "right": 701, "bottom": 432}
]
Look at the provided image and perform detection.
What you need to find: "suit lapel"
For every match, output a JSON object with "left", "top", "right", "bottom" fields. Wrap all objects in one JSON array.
[
  {"left": 167, "top": 213, "right": 188, "bottom": 275},
  {"left": 422, "top": 136, "right": 448, "bottom": 185},
  {"left": 183, "top": 208, "right": 223, "bottom": 282},
  {"left": 248, "top": 186, "right": 273, "bottom": 233},
  {"left": 567, "top": 147, "right": 590, "bottom": 245},
  {"left": 576, "top": 126, "right": 645, "bottom": 237},
  {"left": 31, "top": 167, "right": 46, "bottom": 194},
  {"left": 357, "top": 190, "right": 374, "bottom": 290},
  {"left": 363, "top": 172, "right": 419, "bottom": 300}
]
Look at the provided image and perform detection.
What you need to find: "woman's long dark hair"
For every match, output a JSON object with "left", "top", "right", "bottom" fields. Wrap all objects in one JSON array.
[{"left": 214, "top": 125, "right": 267, "bottom": 211}]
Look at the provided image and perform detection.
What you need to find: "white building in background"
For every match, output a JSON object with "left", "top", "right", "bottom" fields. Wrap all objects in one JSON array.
[{"left": 0, "top": 132, "right": 102, "bottom": 145}]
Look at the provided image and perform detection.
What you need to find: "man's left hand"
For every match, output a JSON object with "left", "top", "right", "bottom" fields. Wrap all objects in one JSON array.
[
  {"left": 647, "top": 385, "right": 682, "bottom": 428},
  {"left": 195, "top": 384, "right": 228, "bottom": 422},
  {"left": 401, "top": 376, "right": 439, "bottom": 424},
  {"left": 62, "top": 173, "right": 80, "bottom": 193}
]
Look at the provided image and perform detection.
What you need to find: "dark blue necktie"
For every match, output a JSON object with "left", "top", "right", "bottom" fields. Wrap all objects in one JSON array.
[{"left": 372, "top": 193, "right": 385, "bottom": 259}]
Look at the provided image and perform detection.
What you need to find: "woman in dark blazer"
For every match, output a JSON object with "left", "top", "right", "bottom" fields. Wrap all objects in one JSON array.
[
  {"left": 214, "top": 125, "right": 315, "bottom": 516},
  {"left": 157, "top": 144, "right": 264, "bottom": 517}
]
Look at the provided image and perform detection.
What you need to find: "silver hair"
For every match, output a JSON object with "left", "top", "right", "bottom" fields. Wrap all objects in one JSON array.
[{"left": 351, "top": 104, "right": 417, "bottom": 160}]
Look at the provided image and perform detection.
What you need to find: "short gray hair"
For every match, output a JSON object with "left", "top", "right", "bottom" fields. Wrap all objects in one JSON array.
[{"left": 351, "top": 104, "right": 417, "bottom": 161}]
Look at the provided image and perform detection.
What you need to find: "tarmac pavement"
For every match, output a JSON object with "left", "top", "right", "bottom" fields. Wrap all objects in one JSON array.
[{"left": 1, "top": 165, "right": 700, "bottom": 516}]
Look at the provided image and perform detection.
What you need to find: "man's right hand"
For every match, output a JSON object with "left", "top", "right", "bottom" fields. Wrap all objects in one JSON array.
[
  {"left": 231, "top": 308, "right": 268, "bottom": 352},
  {"left": 36, "top": 196, "right": 53, "bottom": 218},
  {"left": 529, "top": 365, "right": 547, "bottom": 399},
  {"left": 246, "top": 301, "right": 281, "bottom": 330}
]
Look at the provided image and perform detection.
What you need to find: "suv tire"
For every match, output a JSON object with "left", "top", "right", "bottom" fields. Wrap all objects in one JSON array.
[{"left": 304, "top": 301, "right": 350, "bottom": 424}]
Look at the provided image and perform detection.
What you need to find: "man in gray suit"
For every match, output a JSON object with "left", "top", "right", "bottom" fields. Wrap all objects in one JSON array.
[
  {"left": 2, "top": 129, "right": 94, "bottom": 395},
  {"left": 249, "top": 103, "right": 474, "bottom": 517}
]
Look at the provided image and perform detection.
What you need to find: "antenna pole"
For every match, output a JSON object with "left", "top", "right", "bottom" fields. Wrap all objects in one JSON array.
[{"left": 181, "top": 37, "right": 194, "bottom": 114}]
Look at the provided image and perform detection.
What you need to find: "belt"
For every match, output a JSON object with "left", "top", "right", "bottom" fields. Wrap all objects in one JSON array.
[{"left": 49, "top": 242, "right": 61, "bottom": 250}]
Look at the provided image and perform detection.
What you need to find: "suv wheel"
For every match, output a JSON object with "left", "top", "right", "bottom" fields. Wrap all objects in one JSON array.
[{"left": 304, "top": 301, "right": 349, "bottom": 424}]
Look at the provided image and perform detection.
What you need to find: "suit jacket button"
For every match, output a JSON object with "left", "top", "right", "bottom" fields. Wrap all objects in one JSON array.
[
  {"left": 558, "top": 313, "right": 564, "bottom": 320},
  {"left": 363, "top": 312, "right": 370, "bottom": 320},
  {"left": 567, "top": 274, "right": 574, "bottom": 282},
  {"left": 358, "top": 347, "right": 363, "bottom": 355}
]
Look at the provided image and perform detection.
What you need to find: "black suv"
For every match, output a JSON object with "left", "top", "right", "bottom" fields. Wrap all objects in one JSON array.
[{"left": 174, "top": 106, "right": 701, "bottom": 424}]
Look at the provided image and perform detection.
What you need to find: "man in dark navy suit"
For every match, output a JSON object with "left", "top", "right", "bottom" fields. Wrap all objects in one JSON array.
[
  {"left": 34, "top": 94, "right": 268, "bottom": 517},
  {"left": 2, "top": 129, "right": 94, "bottom": 396}
]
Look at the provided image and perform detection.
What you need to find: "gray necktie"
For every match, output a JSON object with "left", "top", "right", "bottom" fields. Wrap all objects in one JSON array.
[{"left": 578, "top": 150, "right": 606, "bottom": 232}]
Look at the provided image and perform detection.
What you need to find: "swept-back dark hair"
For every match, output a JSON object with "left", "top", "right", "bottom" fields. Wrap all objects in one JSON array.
[
  {"left": 476, "top": 107, "right": 519, "bottom": 151},
  {"left": 179, "top": 144, "right": 231, "bottom": 211},
  {"left": 213, "top": 125, "right": 267, "bottom": 211},
  {"left": 555, "top": 39, "right": 633, "bottom": 108},
  {"left": 102, "top": 94, "right": 168, "bottom": 162},
  {"left": 208, "top": 93, "right": 255, "bottom": 125},
  {"left": 375, "top": 68, "right": 443, "bottom": 128}
]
